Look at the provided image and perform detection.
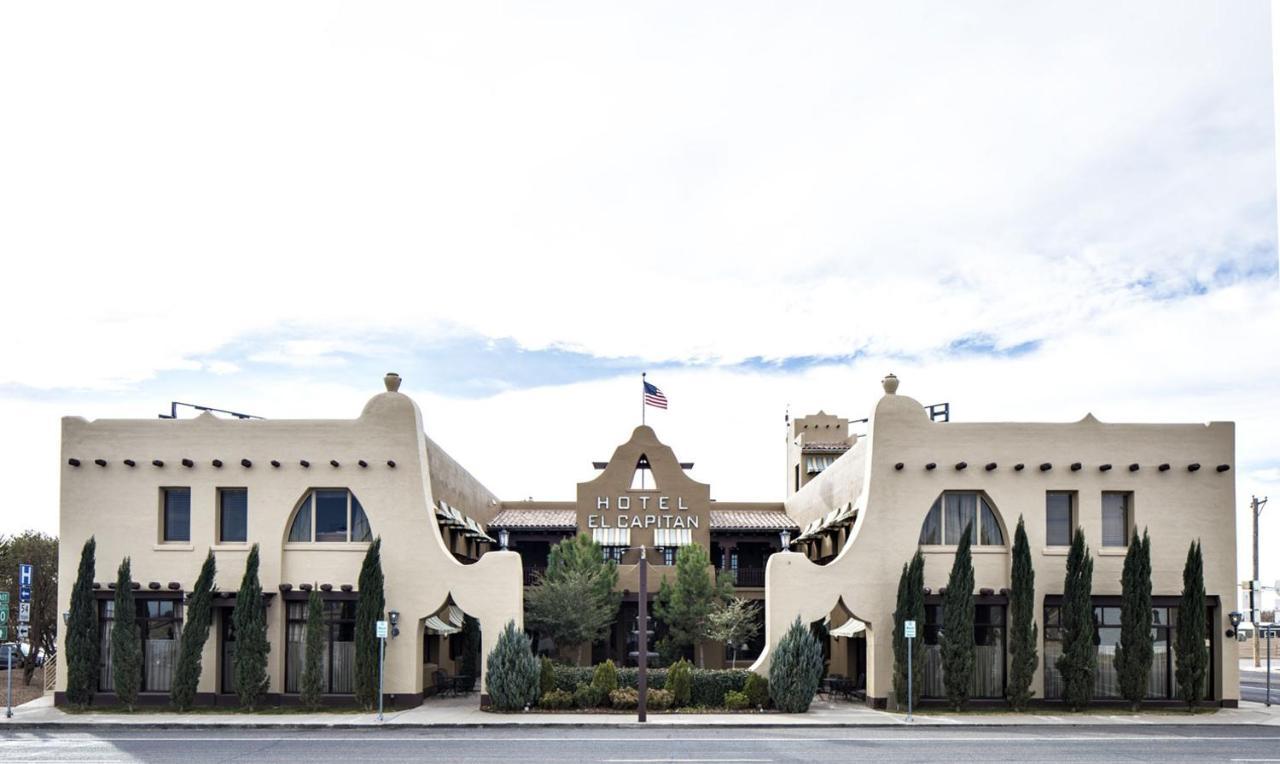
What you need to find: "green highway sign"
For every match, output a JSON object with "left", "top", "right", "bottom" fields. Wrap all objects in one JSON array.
[{"left": 0, "top": 591, "right": 9, "bottom": 604}]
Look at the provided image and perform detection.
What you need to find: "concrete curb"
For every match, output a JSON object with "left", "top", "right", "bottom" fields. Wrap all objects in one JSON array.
[{"left": 2, "top": 720, "right": 1277, "bottom": 731}]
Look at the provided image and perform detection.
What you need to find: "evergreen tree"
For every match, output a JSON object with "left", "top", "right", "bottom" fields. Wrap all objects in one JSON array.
[
  {"left": 353, "top": 537, "right": 385, "bottom": 710},
  {"left": 300, "top": 588, "right": 325, "bottom": 710},
  {"left": 232, "top": 544, "right": 270, "bottom": 709},
  {"left": 1006, "top": 516, "right": 1038, "bottom": 710},
  {"left": 65, "top": 537, "right": 99, "bottom": 708},
  {"left": 892, "top": 551, "right": 925, "bottom": 709},
  {"left": 1175, "top": 540, "right": 1208, "bottom": 708},
  {"left": 940, "top": 522, "right": 975, "bottom": 710},
  {"left": 1055, "top": 528, "right": 1095, "bottom": 710},
  {"left": 171, "top": 550, "right": 217, "bottom": 711},
  {"left": 653, "top": 543, "right": 726, "bottom": 667},
  {"left": 767, "top": 616, "right": 824, "bottom": 713},
  {"left": 534, "top": 532, "right": 621, "bottom": 664},
  {"left": 110, "top": 558, "right": 142, "bottom": 710},
  {"left": 486, "top": 620, "right": 540, "bottom": 711},
  {"left": 1115, "top": 528, "right": 1153, "bottom": 709}
]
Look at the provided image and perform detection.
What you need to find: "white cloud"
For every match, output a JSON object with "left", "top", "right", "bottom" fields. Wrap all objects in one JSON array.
[{"left": 0, "top": 3, "right": 1276, "bottom": 585}]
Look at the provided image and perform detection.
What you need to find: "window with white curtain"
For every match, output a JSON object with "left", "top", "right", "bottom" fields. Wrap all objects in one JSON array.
[
  {"left": 287, "top": 489, "right": 372, "bottom": 543},
  {"left": 918, "top": 492, "right": 1005, "bottom": 546}
]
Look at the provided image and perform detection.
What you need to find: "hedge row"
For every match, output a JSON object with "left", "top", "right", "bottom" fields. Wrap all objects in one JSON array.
[{"left": 550, "top": 665, "right": 752, "bottom": 707}]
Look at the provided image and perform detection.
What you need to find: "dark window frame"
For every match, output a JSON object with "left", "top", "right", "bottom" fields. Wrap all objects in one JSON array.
[
  {"left": 162, "top": 487, "right": 191, "bottom": 543},
  {"left": 218, "top": 487, "right": 249, "bottom": 543},
  {"left": 1045, "top": 490, "right": 1076, "bottom": 547}
]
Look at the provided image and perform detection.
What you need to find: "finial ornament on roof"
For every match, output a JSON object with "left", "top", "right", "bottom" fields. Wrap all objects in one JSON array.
[
  {"left": 882, "top": 373, "right": 899, "bottom": 394},
  {"left": 384, "top": 372, "right": 402, "bottom": 392}
]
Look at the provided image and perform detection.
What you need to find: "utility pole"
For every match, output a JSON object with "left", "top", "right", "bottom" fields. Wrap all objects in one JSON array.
[{"left": 1252, "top": 496, "right": 1269, "bottom": 668}]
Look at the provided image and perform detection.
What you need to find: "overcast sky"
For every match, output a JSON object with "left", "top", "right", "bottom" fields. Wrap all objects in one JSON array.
[{"left": 2, "top": 2, "right": 1277, "bottom": 602}]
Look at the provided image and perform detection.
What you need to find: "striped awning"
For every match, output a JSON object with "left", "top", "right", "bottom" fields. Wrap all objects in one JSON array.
[
  {"left": 425, "top": 604, "right": 467, "bottom": 635},
  {"left": 805, "top": 454, "right": 838, "bottom": 474},
  {"left": 830, "top": 618, "right": 867, "bottom": 639},
  {"left": 653, "top": 528, "right": 692, "bottom": 547},
  {"left": 592, "top": 527, "right": 631, "bottom": 547},
  {"left": 792, "top": 502, "right": 856, "bottom": 544}
]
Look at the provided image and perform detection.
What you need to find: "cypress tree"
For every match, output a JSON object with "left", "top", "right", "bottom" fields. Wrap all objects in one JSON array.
[
  {"left": 110, "top": 558, "right": 141, "bottom": 710},
  {"left": 1006, "top": 515, "right": 1037, "bottom": 710},
  {"left": 65, "top": 537, "right": 99, "bottom": 708},
  {"left": 892, "top": 551, "right": 925, "bottom": 709},
  {"left": 171, "top": 550, "right": 217, "bottom": 711},
  {"left": 353, "top": 537, "right": 385, "bottom": 710},
  {"left": 1175, "top": 540, "right": 1207, "bottom": 708},
  {"left": 232, "top": 544, "right": 270, "bottom": 709},
  {"left": 941, "top": 522, "right": 975, "bottom": 710},
  {"left": 1115, "top": 529, "right": 1153, "bottom": 709},
  {"left": 1055, "top": 527, "right": 1095, "bottom": 710},
  {"left": 300, "top": 588, "right": 325, "bottom": 710}
]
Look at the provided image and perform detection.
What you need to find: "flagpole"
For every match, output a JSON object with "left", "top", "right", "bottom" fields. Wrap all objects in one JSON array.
[{"left": 641, "top": 372, "right": 646, "bottom": 427}]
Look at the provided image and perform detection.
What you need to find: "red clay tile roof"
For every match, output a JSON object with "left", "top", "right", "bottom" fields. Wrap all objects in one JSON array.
[
  {"left": 487, "top": 509, "right": 577, "bottom": 530},
  {"left": 709, "top": 510, "right": 799, "bottom": 530}
]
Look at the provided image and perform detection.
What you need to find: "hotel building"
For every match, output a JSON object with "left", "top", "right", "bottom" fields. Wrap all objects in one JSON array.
[{"left": 55, "top": 372, "right": 1239, "bottom": 707}]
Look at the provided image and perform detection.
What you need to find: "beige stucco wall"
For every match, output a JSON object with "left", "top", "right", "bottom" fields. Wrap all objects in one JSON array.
[
  {"left": 755, "top": 378, "right": 1237, "bottom": 707},
  {"left": 57, "top": 379, "right": 521, "bottom": 701}
]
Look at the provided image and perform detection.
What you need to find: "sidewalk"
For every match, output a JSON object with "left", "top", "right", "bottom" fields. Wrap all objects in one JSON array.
[{"left": 5, "top": 694, "right": 1280, "bottom": 728}]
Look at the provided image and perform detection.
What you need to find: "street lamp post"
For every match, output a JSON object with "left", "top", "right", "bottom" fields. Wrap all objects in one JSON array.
[{"left": 637, "top": 545, "right": 648, "bottom": 723}]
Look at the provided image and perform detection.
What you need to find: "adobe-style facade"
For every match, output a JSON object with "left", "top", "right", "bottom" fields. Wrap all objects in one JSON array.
[{"left": 55, "top": 372, "right": 1239, "bottom": 708}]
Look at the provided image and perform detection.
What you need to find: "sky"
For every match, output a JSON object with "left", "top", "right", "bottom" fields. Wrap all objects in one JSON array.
[{"left": 1, "top": 2, "right": 1278, "bottom": 605}]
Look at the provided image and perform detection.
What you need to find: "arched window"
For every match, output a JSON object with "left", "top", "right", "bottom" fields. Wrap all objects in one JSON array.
[
  {"left": 287, "top": 489, "right": 372, "bottom": 543},
  {"left": 918, "top": 492, "right": 1005, "bottom": 546}
]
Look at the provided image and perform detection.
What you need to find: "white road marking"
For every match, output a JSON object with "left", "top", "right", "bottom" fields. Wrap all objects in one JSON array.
[{"left": 2, "top": 734, "right": 1280, "bottom": 743}]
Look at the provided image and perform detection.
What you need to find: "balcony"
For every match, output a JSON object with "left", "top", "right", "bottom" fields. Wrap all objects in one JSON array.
[{"left": 730, "top": 567, "right": 766, "bottom": 588}]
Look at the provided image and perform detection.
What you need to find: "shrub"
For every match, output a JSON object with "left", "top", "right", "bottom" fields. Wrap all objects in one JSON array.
[
  {"left": 744, "top": 673, "right": 769, "bottom": 708},
  {"left": 539, "top": 689, "right": 574, "bottom": 710},
  {"left": 665, "top": 659, "right": 693, "bottom": 707},
  {"left": 647, "top": 688, "right": 673, "bottom": 710},
  {"left": 487, "top": 621, "right": 540, "bottom": 711},
  {"left": 610, "top": 687, "right": 639, "bottom": 709},
  {"left": 724, "top": 690, "right": 751, "bottom": 710},
  {"left": 768, "top": 617, "right": 824, "bottom": 713},
  {"left": 539, "top": 656, "right": 556, "bottom": 698},
  {"left": 691, "top": 669, "right": 750, "bottom": 707},
  {"left": 574, "top": 682, "right": 608, "bottom": 709},
  {"left": 592, "top": 660, "right": 619, "bottom": 694}
]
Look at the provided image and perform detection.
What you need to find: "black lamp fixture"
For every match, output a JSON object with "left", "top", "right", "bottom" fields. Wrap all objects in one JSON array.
[
  {"left": 498, "top": 528, "right": 510, "bottom": 550},
  {"left": 780, "top": 530, "right": 791, "bottom": 548}
]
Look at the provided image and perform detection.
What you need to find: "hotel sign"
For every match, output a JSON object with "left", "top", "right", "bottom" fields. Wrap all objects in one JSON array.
[{"left": 587, "top": 495, "right": 699, "bottom": 530}]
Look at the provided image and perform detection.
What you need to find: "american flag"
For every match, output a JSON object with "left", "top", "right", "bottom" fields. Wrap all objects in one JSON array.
[{"left": 643, "top": 380, "right": 668, "bottom": 409}]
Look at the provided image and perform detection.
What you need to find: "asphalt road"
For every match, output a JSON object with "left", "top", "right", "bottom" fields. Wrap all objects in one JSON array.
[
  {"left": 1, "top": 727, "right": 1278, "bottom": 764},
  {"left": 1241, "top": 668, "right": 1280, "bottom": 704}
]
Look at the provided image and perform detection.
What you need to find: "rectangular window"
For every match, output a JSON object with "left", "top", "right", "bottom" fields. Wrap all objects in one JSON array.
[
  {"left": 285, "top": 599, "right": 356, "bottom": 694},
  {"left": 1044, "top": 602, "right": 1179, "bottom": 700},
  {"left": 314, "top": 489, "right": 349, "bottom": 542},
  {"left": 1045, "top": 492, "right": 1074, "bottom": 546},
  {"left": 921, "top": 602, "right": 1005, "bottom": 698},
  {"left": 163, "top": 487, "right": 191, "bottom": 542},
  {"left": 1102, "top": 492, "right": 1131, "bottom": 547},
  {"left": 99, "top": 597, "right": 182, "bottom": 692},
  {"left": 219, "top": 488, "right": 248, "bottom": 543}
]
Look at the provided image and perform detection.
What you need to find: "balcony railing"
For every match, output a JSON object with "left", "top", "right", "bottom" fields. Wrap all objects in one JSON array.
[{"left": 730, "top": 567, "right": 766, "bottom": 588}]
